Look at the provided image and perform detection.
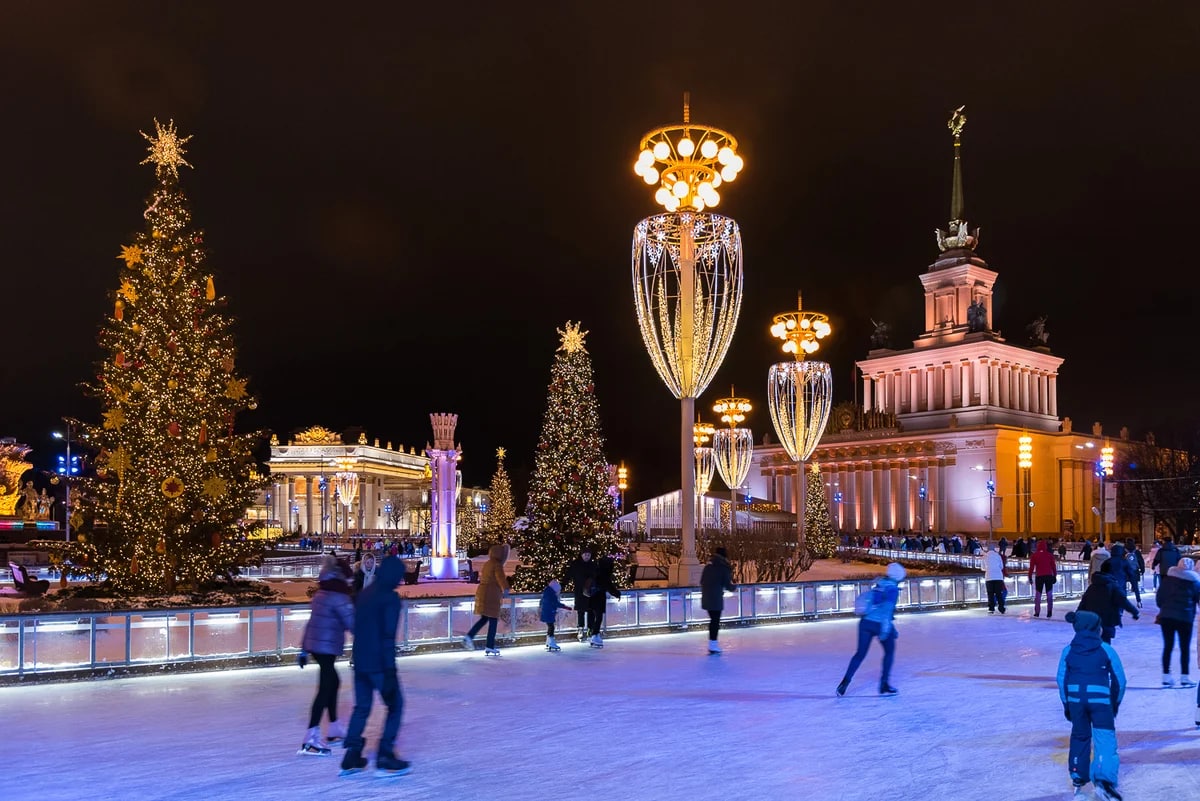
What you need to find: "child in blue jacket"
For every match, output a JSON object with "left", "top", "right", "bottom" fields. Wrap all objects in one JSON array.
[
  {"left": 1058, "top": 610, "right": 1127, "bottom": 801},
  {"left": 539, "top": 579, "right": 572, "bottom": 651}
]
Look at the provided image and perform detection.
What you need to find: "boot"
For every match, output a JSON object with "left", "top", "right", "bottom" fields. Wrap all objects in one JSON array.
[
  {"left": 1163, "top": 673, "right": 1175, "bottom": 688},
  {"left": 835, "top": 678, "right": 849, "bottom": 697},
  {"left": 461, "top": 635, "right": 475, "bottom": 651},
  {"left": 376, "top": 753, "right": 412, "bottom": 775},
  {"left": 298, "top": 726, "right": 331, "bottom": 756},
  {"left": 326, "top": 719, "right": 346, "bottom": 745},
  {"left": 577, "top": 627, "right": 587, "bottom": 642},
  {"left": 340, "top": 745, "right": 368, "bottom": 775},
  {"left": 545, "top": 636, "right": 560, "bottom": 651},
  {"left": 708, "top": 639, "right": 722, "bottom": 654},
  {"left": 1180, "top": 675, "right": 1196, "bottom": 688},
  {"left": 879, "top": 684, "right": 899, "bottom": 696}
]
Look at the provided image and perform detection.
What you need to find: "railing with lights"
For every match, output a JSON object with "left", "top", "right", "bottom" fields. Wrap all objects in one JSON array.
[{"left": 0, "top": 567, "right": 1092, "bottom": 680}]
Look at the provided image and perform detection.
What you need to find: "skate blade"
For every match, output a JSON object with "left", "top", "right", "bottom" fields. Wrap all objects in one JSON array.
[
  {"left": 376, "top": 767, "right": 413, "bottom": 778},
  {"left": 339, "top": 767, "right": 367, "bottom": 777},
  {"left": 298, "top": 746, "right": 332, "bottom": 756}
]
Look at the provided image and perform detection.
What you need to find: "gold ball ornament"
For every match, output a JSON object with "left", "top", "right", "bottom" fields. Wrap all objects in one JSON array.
[
  {"left": 247, "top": 398, "right": 258, "bottom": 410},
  {"left": 77, "top": 533, "right": 86, "bottom": 543},
  {"left": 167, "top": 379, "right": 178, "bottom": 389},
  {"left": 131, "top": 323, "right": 142, "bottom": 333},
  {"left": 131, "top": 381, "right": 144, "bottom": 392},
  {"left": 155, "top": 540, "right": 166, "bottom": 554},
  {"left": 152, "top": 229, "right": 164, "bottom": 239},
  {"left": 205, "top": 448, "right": 218, "bottom": 463},
  {"left": 161, "top": 476, "right": 185, "bottom": 498}
]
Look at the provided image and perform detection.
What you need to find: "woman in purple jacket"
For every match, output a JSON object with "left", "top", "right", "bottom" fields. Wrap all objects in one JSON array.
[{"left": 298, "top": 555, "right": 355, "bottom": 755}]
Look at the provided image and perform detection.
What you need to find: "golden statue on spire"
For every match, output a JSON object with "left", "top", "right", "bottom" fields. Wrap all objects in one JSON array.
[{"left": 948, "top": 105, "right": 967, "bottom": 139}]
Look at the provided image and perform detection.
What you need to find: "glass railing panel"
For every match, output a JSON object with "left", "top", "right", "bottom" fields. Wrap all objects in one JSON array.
[
  {"left": 94, "top": 615, "right": 128, "bottom": 665},
  {"left": 0, "top": 619, "right": 20, "bottom": 671},
  {"left": 281, "top": 607, "right": 309, "bottom": 651},
  {"left": 813, "top": 582, "right": 839, "bottom": 613},
  {"left": 27, "top": 617, "right": 92, "bottom": 670},
  {"left": 129, "top": 614, "right": 170, "bottom": 662},
  {"left": 635, "top": 591, "right": 669, "bottom": 627},
  {"left": 249, "top": 608, "right": 280, "bottom": 653},
  {"left": 407, "top": 600, "right": 453, "bottom": 642},
  {"left": 511, "top": 597, "right": 544, "bottom": 635},
  {"left": 603, "top": 594, "right": 635, "bottom": 630},
  {"left": 192, "top": 610, "right": 250, "bottom": 658}
]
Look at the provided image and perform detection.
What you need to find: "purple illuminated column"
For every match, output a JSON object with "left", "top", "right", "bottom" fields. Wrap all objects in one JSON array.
[{"left": 427, "top": 413, "right": 460, "bottom": 580}]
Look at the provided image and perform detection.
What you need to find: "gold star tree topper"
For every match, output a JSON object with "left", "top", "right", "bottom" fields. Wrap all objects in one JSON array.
[
  {"left": 496, "top": 447, "right": 506, "bottom": 460},
  {"left": 556, "top": 321, "right": 589, "bottom": 354},
  {"left": 140, "top": 118, "right": 193, "bottom": 180}
]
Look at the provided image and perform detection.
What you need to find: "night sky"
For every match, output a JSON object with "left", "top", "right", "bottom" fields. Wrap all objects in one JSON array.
[{"left": 3, "top": 3, "right": 1198, "bottom": 503}]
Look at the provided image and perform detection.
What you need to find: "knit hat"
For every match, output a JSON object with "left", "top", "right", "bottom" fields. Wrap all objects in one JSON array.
[
  {"left": 1065, "top": 610, "right": 1100, "bottom": 633},
  {"left": 886, "top": 562, "right": 906, "bottom": 581},
  {"left": 318, "top": 554, "right": 341, "bottom": 581},
  {"left": 1181, "top": 557, "right": 1195, "bottom": 571}
]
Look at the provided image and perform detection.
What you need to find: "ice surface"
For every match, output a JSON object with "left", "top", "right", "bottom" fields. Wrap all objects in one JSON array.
[{"left": 7, "top": 598, "right": 1199, "bottom": 801}]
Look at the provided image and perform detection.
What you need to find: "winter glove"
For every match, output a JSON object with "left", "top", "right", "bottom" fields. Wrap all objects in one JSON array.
[
  {"left": 297, "top": 650, "right": 308, "bottom": 669},
  {"left": 1063, "top": 704, "right": 1071, "bottom": 721},
  {"left": 1132, "top": 611, "right": 1140, "bottom": 621}
]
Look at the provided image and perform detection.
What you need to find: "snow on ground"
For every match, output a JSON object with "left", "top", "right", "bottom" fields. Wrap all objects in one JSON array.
[{"left": 7, "top": 596, "right": 1199, "bottom": 801}]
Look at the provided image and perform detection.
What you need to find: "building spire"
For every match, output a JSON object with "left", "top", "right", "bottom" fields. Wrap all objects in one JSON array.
[
  {"left": 935, "top": 105, "right": 979, "bottom": 253},
  {"left": 948, "top": 105, "right": 966, "bottom": 221}
]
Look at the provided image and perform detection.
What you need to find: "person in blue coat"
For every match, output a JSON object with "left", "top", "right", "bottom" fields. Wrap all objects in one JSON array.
[
  {"left": 340, "top": 555, "right": 411, "bottom": 777},
  {"left": 1106, "top": 542, "right": 1141, "bottom": 606},
  {"left": 836, "top": 562, "right": 904, "bottom": 697},
  {"left": 700, "top": 547, "right": 736, "bottom": 654},
  {"left": 539, "top": 579, "right": 573, "bottom": 651},
  {"left": 1058, "top": 610, "right": 1127, "bottom": 801}
]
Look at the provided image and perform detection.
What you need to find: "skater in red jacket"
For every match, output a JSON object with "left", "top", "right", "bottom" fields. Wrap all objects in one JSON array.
[{"left": 1029, "top": 540, "right": 1058, "bottom": 618}]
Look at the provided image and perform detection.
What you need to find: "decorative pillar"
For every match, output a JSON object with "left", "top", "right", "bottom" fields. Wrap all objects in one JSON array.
[
  {"left": 960, "top": 361, "right": 972, "bottom": 407},
  {"left": 909, "top": 370, "right": 919, "bottom": 414},
  {"left": 427, "top": 413, "right": 461, "bottom": 580},
  {"left": 303, "top": 476, "right": 314, "bottom": 536},
  {"left": 863, "top": 376, "right": 873, "bottom": 413},
  {"left": 1038, "top": 372, "right": 1048, "bottom": 415},
  {"left": 977, "top": 359, "right": 990, "bottom": 406},
  {"left": 287, "top": 479, "right": 296, "bottom": 533},
  {"left": 1048, "top": 374, "right": 1058, "bottom": 416},
  {"left": 943, "top": 364, "right": 953, "bottom": 410}
]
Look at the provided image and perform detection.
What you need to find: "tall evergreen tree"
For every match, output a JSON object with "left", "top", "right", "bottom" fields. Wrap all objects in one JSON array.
[
  {"left": 486, "top": 447, "right": 516, "bottom": 541},
  {"left": 805, "top": 462, "right": 837, "bottom": 558},
  {"left": 511, "top": 323, "right": 622, "bottom": 592},
  {"left": 70, "top": 120, "right": 268, "bottom": 594}
]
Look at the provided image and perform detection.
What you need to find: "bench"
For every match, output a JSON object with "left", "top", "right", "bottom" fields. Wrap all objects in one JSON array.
[{"left": 10, "top": 562, "right": 50, "bottom": 596}]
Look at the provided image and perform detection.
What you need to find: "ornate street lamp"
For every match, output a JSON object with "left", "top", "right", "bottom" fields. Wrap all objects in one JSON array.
[
  {"left": 332, "top": 457, "right": 359, "bottom": 537},
  {"left": 630, "top": 93, "right": 745, "bottom": 585},
  {"left": 1018, "top": 434, "right": 1033, "bottom": 534},
  {"left": 1098, "top": 443, "right": 1114, "bottom": 542},
  {"left": 617, "top": 462, "right": 629, "bottom": 516},
  {"left": 712, "top": 391, "right": 753, "bottom": 537},
  {"left": 767, "top": 292, "right": 833, "bottom": 542},
  {"left": 693, "top": 420, "right": 716, "bottom": 536}
]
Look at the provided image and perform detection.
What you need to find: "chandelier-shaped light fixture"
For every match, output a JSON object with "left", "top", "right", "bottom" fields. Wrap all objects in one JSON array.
[
  {"left": 630, "top": 93, "right": 747, "bottom": 585},
  {"left": 766, "top": 292, "right": 834, "bottom": 543},
  {"left": 694, "top": 419, "right": 716, "bottom": 497},
  {"left": 330, "top": 456, "right": 360, "bottom": 536},
  {"left": 712, "top": 389, "right": 754, "bottom": 536}
]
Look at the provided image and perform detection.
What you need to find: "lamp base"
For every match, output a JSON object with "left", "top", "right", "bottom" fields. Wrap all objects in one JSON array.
[
  {"left": 669, "top": 556, "right": 702, "bottom": 588},
  {"left": 428, "top": 556, "right": 459, "bottom": 580}
]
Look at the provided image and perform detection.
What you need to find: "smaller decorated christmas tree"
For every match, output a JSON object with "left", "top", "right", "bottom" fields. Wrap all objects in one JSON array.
[
  {"left": 805, "top": 462, "right": 837, "bottom": 558},
  {"left": 511, "top": 323, "right": 623, "bottom": 592},
  {"left": 485, "top": 447, "right": 516, "bottom": 544}
]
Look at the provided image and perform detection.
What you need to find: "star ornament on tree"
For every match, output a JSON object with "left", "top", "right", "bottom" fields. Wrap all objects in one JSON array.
[
  {"left": 102, "top": 408, "right": 127, "bottom": 430},
  {"left": 201, "top": 475, "right": 228, "bottom": 500},
  {"left": 224, "top": 378, "right": 248, "bottom": 400},
  {"left": 496, "top": 447, "right": 506, "bottom": 460},
  {"left": 556, "top": 321, "right": 589, "bottom": 354},
  {"left": 140, "top": 118, "right": 193, "bottom": 181},
  {"left": 118, "top": 244, "right": 144, "bottom": 267}
]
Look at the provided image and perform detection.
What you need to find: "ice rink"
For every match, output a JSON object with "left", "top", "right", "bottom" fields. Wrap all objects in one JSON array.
[{"left": 9, "top": 598, "right": 1199, "bottom": 801}]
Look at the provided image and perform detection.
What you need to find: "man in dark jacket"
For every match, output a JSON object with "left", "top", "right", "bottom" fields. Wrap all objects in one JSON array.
[
  {"left": 1106, "top": 542, "right": 1141, "bottom": 606},
  {"left": 1152, "top": 537, "right": 1182, "bottom": 579},
  {"left": 340, "top": 555, "right": 411, "bottom": 777},
  {"left": 1077, "top": 562, "right": 1139, "bottom": 644},
  {"left": 700, "top": 547, "right": 736, "bottom": 654},
  {"left": 586, "top": 555, "right": 621, "bottom": 647},
  {"left": 567, "top": 549, "right": 596, "bottom": 641}
]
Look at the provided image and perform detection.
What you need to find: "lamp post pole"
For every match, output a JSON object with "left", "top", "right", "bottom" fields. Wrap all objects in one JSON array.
[
  {"left": 1018, "top": 435, "right": 1033, "bottom": 535},
  {"left": 52, "top": 427, "right": 73, "bottom": 542},
  {"left": 617, "top": 462, "right": 628, "bottom": 517},
  {"left": 1098, "top": 444, "right": 1114, "bottom": 543}
]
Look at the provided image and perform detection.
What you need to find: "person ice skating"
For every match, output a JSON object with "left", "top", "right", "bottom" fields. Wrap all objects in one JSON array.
[
  {"left": 539, "top": 578, "right": 572, "bottom": 651},
  {"left": 1107, "top": 542, "right": 1141, "bottom": 607},
  {"left": 1088, "top": 542, "right": 1111, "bottom": 579},
  {"left": 984, "top": 544, "right": 1007, "bottom": 614},
  {"left": 836, "top": 562, "right": 905, "bottom": 697},
  {"left": 1080, "top": 539, "right": 1093, "bottom": 565},
  {"left": 567, "top": 548, "right": 596, "bottom": 641},
  {"left": 1028, "top": 540, "right": 1058, "bottom": 618},
  {"left": 1077, "top": 561, "right": 1139, "bottom": 644},
  {"left": 352, "top": 551, "right": 377, "bottom": 596},
  {"left": 298, "top": 554, "right": 355, "bottom": 756},
  {"left": 1155, "top": 557, "right": 1200, "bottom": 688},
  {"left": 700, "top": 547, "right": 736, "bottom": 654},
  {"left": 1057, "top": 611, "right": 1127, "bottom": 801},
  {"left": 340, "top": 555, "right": 411, "bottom": 777},
  {"left": 586, "top": 554, "right": 621, "bottom": 647},
  {"left": 1152, "top": 536, "right": 1182, "bottom": 581},
  {"left": 462, "top": 543, "right": 510, "bottom": 655}
]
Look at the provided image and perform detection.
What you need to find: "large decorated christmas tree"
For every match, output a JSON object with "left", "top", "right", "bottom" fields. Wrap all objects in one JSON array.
[
  {"left": 805, "top": 462, "right": 837, "bottom": 558},
  {"left": 69, "top": 120, "right": 269, "bottom": 595},
  {"left": 510, "top": 323, "right": 622, "bottom": 592}
]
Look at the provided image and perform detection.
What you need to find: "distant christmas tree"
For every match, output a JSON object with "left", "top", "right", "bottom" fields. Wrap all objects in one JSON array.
[
  {"left": 70, "top": 120, "right": 269, "bottom": 595},
  {"left": 486, "top": 447, "right": 516, "bottom": 542},
  {"left": 511, "top": 322, "right": 622, "bottom": 592},
  {"left": 456, "top": 502, "right": 484, "bottom": 556},
  {"left": 805, "top": 462, "right": 837, "bottom": 558}
]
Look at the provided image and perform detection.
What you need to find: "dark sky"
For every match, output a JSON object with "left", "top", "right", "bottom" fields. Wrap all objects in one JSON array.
[{"left": 3, "top": 2, "right": 1198, "bottom": 503}]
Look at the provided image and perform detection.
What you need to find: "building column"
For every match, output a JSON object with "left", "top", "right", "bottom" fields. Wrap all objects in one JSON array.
[
  {"left": 961, "top": 361, "right": 972, "bottom": 407},
  {"left": 989, "top": 362, "right": 999, "bottom": 407},
  {"left": 977, "top": 359, "right": 990, "bottom": 406},
  {"left": 924, "top": 367, "right": 935, "bottom": 412},
  {"left": 1048, "top": 374, "right": 1058, "bottom": 416},
  {"left": 943, "top": 364, "right": 953, "bottom": 410},
  {"left": 287, "top": 478, "right": 297, "bottom": 532},
  {"left": 302, "top": 476, "right": 313, "bottom": 535},
  {"left": 1038, "top": 372, "right": 1049, "bottom": 415},
  {"left": 863, "top": 376, "right": 873, "bottom": 413},
  {"left": 1021, "top": 368, "right": 1031, "bottom": 412},
  {"left": 909, "top": 370, "right": 920, "bottom": 413},
  {"left": 999, "top": 365, "right": 1010, "bottom": 408}
]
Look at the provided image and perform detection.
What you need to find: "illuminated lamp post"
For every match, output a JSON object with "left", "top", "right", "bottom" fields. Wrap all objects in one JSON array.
[
  {"left": 630, "top": 93, "right": 745, "bottom": 585},
  {"left": 617, "top": 463, "right": 629, "bottom": 517},
  {"left": 1098, "top": 443, "right": 1114, "bottom": 542},
  {"left": 1018, "top": 434, "right": 1033, "bottom": 534},
  {"left": 332, "top": 457, "right": 359, "bottom": 540},
  {"left": 711, "top": 392, "right": 753, "bottom": 537},
  {"left": 766, "top": 293, "right": 833, "bottom": 543},
  {"left": 51, "top": 427, "right": 77, "bottom": 542},
  {"left": 693, "top": 420, "right": 716, "bottom": 537}
]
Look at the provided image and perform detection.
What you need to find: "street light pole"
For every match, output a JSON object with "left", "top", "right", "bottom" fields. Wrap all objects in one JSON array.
[
  {"left": 975, "top": 460, "right": 996, "bottom": 544},
  {"left": 1098, "top": 444, "right": 1114, "bottom": 543},
  {"left": 52, "top": 428, "right": 73, "bottom": 543},
  {"left": 1018, "top": 435, "right": 1033, "bottom": 535}
]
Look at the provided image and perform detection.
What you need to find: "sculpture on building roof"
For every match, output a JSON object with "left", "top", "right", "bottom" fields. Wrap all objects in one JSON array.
[
  {"left": 1026, "top": 315, "right": 1049, "bottom": 346},
  {"left": 935, "top": 105, "right": 981, "bottom": 253},
  {"left": 294, "top": 425, "right": 342, "bottom": 445},
  {"left": 869, "top": 318, "right": 892, "bottom": 349},
  {"left": 966, "top": 298, "right": 988, "bottom": 332}
]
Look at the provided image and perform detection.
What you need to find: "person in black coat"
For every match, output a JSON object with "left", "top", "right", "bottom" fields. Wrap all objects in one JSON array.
[
  {"left": 567, "top": 549, "right": 596, "bottom": 641},
  {"left": 1077, "top": 561, "right": 1140, "bottom": 644},
  {"left": 340, "top": 556, "right": 410, "bottom": 776},
  {"left": 586, "top": 555, "right": 621, "bottom": 647},
  {"left": 1107, "top": 542, "right": 1141, "bottom": 606},
  {"left": 700, "top": 548, "right": 736, "bottom": 654}
]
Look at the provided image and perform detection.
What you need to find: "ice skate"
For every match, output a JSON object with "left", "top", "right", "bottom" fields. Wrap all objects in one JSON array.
[
  {"left": 1094, "top": 779, "right": 1122, "bottom": 801},
  {"left": 545, "top": 636, "right": 560, "bottom": 652},
  {"left": 879, "top": 684, "right": 899, "bottom": 696},
  {"left": 835, "top": 679, "right": 849, "bottom": 697},
  {"left": 298, "top": 726, "right": 332, "bottom": 756},
  {"left": 707, "top": 639, "right": 722, "bottom": 655},
  {"left": 461, "top": 635, "right": 475, "bottom": 651},
  {"left": 1071, "top": 781, "right": 1089, "bottom": 798},
  {"left": 326, "top": 719, "right": 346, "bottom": 746},
  {"left": 339, "top": 748, "right": 368, "bottom": 776},
  {"left": 375, "top": 754, "right": 412, "bottom": 777},
  {"left": 484, "top": 647, "right": 501, "bottom": 656},
  {"left": 1163, "top": 673, "right": 1175, "bottom": 688},
  {"left": 577, "top": 627, "right": 587, "bottom": 642},
  {"left": 1178, "top": 675, "right": 1195, "bottom": 688},
  {"left": 589, "top": 634, "right": 603, "bottom": 648}
]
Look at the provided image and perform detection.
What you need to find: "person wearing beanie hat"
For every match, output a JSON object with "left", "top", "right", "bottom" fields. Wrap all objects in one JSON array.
[
  {"left": 700, "top": 547, "right": 736, "bottom": 654},
  {"left": 1077, "top": 561, "right": 1139, "bottom": 644},
  {"left": 1057, "top": 610, "right": 1127, "bottom": 800},
  {"left": 836, "top": 562, "right": 905, "bottom": 697}
]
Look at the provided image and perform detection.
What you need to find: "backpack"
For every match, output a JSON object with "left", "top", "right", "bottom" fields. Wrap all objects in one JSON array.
[{"left": 854, "top": 586, "right": 877, "bottom": 616}]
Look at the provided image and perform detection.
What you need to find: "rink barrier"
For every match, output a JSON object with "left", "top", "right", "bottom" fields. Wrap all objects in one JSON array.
[{"left": 0, "top": 568, "right": 1092, "bottom": 682}]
